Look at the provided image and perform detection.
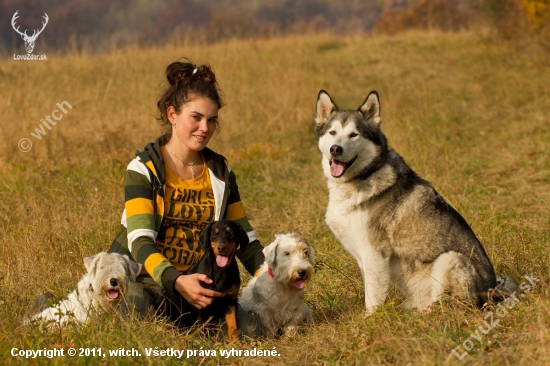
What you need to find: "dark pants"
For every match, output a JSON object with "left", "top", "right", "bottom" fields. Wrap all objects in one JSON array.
[{"left": 120, "top": 276, "right": 263, "bottom": 339}]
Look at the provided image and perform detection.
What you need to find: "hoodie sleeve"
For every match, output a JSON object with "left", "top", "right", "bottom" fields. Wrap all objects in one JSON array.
[
  {"left": 124, "top": 156, "right": 180, "bottom": 293},
  {"left": 224, "top": 167, "right": 265, "bottom": 276}
]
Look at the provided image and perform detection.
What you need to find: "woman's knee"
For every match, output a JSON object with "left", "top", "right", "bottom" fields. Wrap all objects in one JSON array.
[
  {"left": 236, "top": 304, "right": 263, "bottom": 339},
  {"left": 119, "top": 279, "right": 159, "bottom": 317}
]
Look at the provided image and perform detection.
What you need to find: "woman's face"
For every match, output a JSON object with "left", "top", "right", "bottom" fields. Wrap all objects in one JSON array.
[{"left": 168, "top": 96, "right": 219, "bottom": 153}]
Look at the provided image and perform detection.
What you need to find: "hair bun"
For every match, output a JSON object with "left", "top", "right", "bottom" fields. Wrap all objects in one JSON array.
[
  {"left": 195, "top": 65, "right": 217, "bottom": 84},
  {"left": 165, "top": 61, "right": 218, "bottom": 88},
  {"left": 166, "top": 62, "right": 195, "bottom": 87}
]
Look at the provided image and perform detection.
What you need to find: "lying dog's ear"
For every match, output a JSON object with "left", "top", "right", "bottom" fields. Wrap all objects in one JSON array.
[
  {"left": 199, "top": 222, "right": 214, "bottom": 252},
  {"left": 236, "top": 222, "right": 250, "bottom": 252},
  {"left": 83, "top": 253, "right": 104, "bottom": 275},
  {"left": 83, "top": 255, "right": 96, "bottom": 272},
  {"left": 263, "top": 239, "right": 279, "bottom": 266},
  {"left": 122, "top": 255, "right": 142, "bottom": 281}
]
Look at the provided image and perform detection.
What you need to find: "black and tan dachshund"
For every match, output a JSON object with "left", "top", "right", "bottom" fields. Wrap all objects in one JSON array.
[{"left": 185, "top": 220, "right": 249, "bottom": 340}]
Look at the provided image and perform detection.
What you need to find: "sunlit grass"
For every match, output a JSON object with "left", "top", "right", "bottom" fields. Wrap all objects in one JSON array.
[{"left": 1, "top": 30, "right": 549, "bottom": 365}]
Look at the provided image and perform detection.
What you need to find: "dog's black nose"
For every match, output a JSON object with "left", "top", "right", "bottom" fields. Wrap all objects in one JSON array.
[
  {"left": 298, "top": 269, "right": 307, "bottom": 277},
  {"left": 110, "top": 278, "right": 118, "bottom": 287},
  {"left": 330, "top": 145, "right": 343, "bottom": 156}
]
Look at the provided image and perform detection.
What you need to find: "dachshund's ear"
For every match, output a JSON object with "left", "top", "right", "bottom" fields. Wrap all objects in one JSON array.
[
  {"left": 199, "top": 222, "right": 214, "bottom": 252},
  {"left": 237, "top": 223, "right": 250, "bottom": 252}
]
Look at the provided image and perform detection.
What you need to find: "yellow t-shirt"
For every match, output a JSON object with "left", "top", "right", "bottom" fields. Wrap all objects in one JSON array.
[{"left": 156, "top": 152, "right": 215, "bottom": 272}]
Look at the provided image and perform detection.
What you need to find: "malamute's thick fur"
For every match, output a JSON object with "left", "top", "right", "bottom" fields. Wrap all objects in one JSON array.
[{"left": 315, "top": 90, "right": 498, "bottom": 313}]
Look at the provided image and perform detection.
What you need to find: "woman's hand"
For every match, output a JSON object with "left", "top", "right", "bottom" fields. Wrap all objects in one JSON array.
[{"left": 174, "top": 274, "right": 223, "bottom": 309}]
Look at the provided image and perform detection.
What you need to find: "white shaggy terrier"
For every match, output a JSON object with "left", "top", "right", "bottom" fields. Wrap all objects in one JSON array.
[
  {"left": 240, "top": 234, "right": 315, "bottom": 338},
  {"left": 28, "top": 252, "right": 141, "bottom": 327}
]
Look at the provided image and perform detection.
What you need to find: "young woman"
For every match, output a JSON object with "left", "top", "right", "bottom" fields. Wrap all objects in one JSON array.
[{"left": 108, "top": 60, "right": 264, "bottom": 338}]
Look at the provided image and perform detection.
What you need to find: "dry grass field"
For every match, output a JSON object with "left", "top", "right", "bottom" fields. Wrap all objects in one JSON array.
[{"left": 1, "top": 30, "right": 549, "bottom": 365}]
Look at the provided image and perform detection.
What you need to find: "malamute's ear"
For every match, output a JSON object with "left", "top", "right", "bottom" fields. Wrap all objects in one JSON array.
[
  {"left": 358, "top": 91, "right": 381, "bottom": 125},
  {"left": 315, "top": 90, "right": 338, "bottom": 125}
]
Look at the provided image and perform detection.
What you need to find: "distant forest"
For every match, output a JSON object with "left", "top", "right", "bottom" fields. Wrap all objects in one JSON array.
[{"left": 1, "top": 0, "right": 386, "bottom": 54}]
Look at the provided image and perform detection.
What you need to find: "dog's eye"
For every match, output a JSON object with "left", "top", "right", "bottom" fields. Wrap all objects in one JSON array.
[
  {"left": 329, "top": 131, "right": 336, "bottom": 136},
  {"left": 284, "top": 252, "right": 290, "bottom": 256},
  {"left": 349, "top": 133, "right": 358, "bottom": 138},
  {"left": 304, "top": 251, "right": 309, "bottom": 257}
]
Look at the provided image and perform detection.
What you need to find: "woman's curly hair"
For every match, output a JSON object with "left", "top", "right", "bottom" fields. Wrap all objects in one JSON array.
[{"left": 157, "top": 59, "right": 223, "bottom": 134}]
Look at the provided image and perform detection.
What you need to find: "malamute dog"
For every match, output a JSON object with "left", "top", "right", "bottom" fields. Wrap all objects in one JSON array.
[{"left": 314, "top": 90, "right": 498, "bottom": 313}]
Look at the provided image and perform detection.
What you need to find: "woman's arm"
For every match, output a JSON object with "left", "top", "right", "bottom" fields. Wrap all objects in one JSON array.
[{"left": 123, "top": 156, "right": 180, "bottom": 292}]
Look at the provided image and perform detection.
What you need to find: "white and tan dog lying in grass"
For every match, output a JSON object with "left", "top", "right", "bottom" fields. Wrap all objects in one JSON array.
[
  {"left": 27, "top": 252, "right": 141, "bottom": 327},
  {"left": 240, "top": 234, "right": 315, "bottom": 338}
]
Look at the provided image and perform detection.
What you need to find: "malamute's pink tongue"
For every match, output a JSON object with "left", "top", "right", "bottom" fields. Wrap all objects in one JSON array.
[
  {"left": 216, "top": 255, "right": 229, "bottom": 268},
  {"left": 107, "top": 290, "right": 119, "bottom": 299},
  {"left": 330, "top": 160, "right": 346, "bottom": 177},
  {"left": 294, "top": 279, "right": 305, "bottom": 289}
]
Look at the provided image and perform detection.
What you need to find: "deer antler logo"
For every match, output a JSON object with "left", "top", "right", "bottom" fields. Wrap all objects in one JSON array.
[{"left": 11, "top": 11, "right": 49, "bottom": 54}]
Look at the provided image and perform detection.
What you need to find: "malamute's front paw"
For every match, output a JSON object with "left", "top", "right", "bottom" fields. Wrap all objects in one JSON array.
[
  {"left": 362, "top": 306, "right": 377, "bottom": 318},
  {"left": 421, "top": 304, "right": 435, "bottom": 316}
]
